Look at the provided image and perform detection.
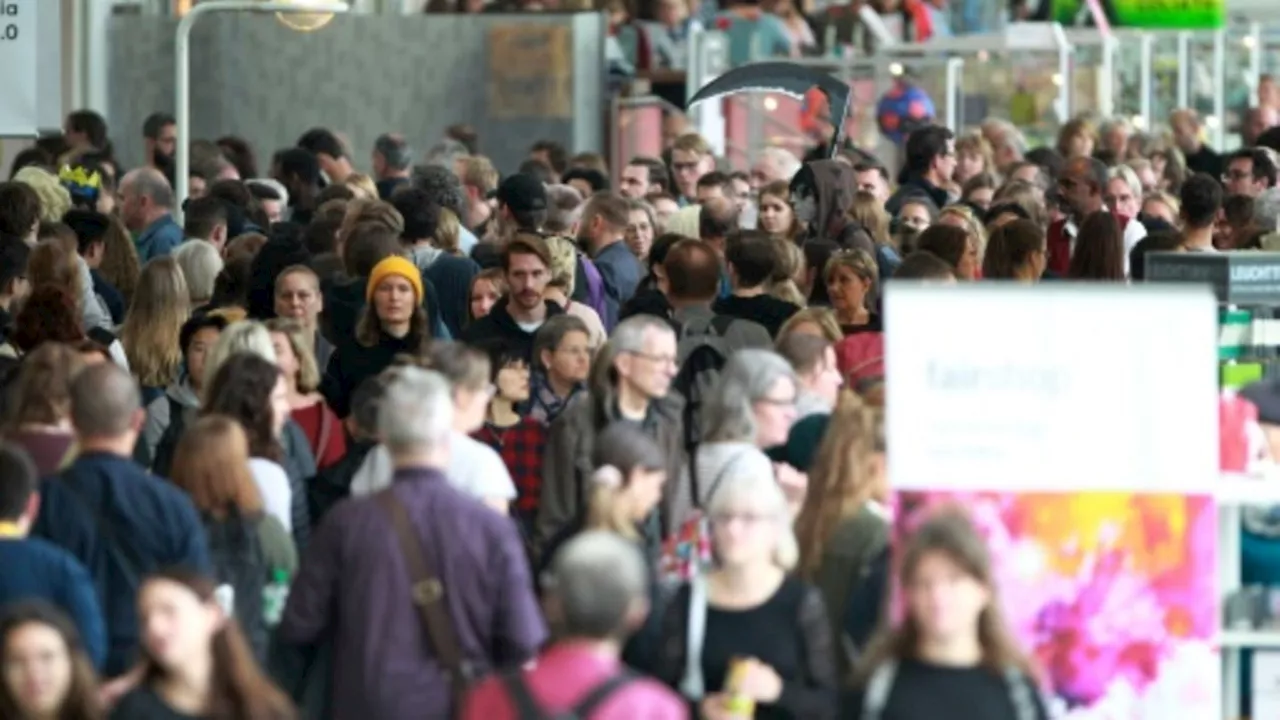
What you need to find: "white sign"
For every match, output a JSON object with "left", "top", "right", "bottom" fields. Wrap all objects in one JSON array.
[
  {"left": 885, "top": 284, "right": 1219, "bottom": 493},
  {"left": 0, "top": 1, "right": 37, "bottom": 137}
]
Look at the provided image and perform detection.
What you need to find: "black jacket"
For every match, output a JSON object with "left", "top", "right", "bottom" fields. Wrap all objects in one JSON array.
[
  {"left": 460, "top": 297, "right": 565, "bottom": 365},
  {"left": 320, "top": 274, "right": 444, "bottom": 348},
  {"left": 320, "top": 332, "right": 427, "bottom": 419}
]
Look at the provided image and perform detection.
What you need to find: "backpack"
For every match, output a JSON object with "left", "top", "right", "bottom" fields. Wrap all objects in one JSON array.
[
  {"left": 576, "top": 252, "right": 608, "bottom": 326},
  {"left": 205, "top": 512, "right": 270, "bottom": 661},
  {"left": 670, "top": 314, "right": 735, "bottom": 504},
  {"left": 500, "top": 669, "right": 636, "bottom": 720}
]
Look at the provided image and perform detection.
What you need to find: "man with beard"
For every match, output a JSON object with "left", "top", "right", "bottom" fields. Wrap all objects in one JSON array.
[
  {"left": 1046, "top": 156, "right": 1146, "bottom": 275},
  {"left": 142, "top": 113, "right": 176, "bottom": 171},
  {"left": 461, "top": 234, "right": 564, "bottom": 365}
]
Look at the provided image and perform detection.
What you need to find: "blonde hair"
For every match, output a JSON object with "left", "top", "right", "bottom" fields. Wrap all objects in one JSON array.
[
  {"left": 849, "top": 191, "right": 893, "bottom": 248},
  {"left": 543, "top": 235, "right": 578, "bottom": 293},
  {"left": 265, "top": 317, "right": 320, "bottom": 393},
  {"left": 795, "top": 394, "right": 885, "bottom": 578},
  {"left": 777, "top": 307, "right": 843, "bottom": 344},
  {"left": 120, "top": 257, "right": 189, "bottom": 388},
  {"left": 14, "top": 166, "right": 72, "bottom": 223},
  {"left": 823, "top": 248, "right": 878, "bottom": 311},
  {"left": 342, "top": 172, "right": 379, "bottom": 201},
  {"left": 939, "top": 204, "right": 988, "bottom": 261},
  {"left": 707, "top": 465, "right": 799, "bottom": 571},
  {"left": 769, "top": 239, "right": 807, "bottom": 306},
  {"left": 459, "top": 156, "right": 499, "bottom": 194},
  {"left": 1143, "top": 190, "right": 1181, "bottom": 219},
  {"left": 201, "top": 320, "right": 276, "bottom": 402},
  {"left": 435, "top": 208, "right": 462, "bottom": 255},
  {"left": 954, "top": 130, "right": 994, "bottom": 175}
]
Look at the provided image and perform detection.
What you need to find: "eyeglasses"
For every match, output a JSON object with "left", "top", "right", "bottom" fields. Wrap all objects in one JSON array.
[
  {"left": 755, "top": 394, "right": 797, "bottom": 407},
  {"left": 626, "top": 350, "right": 678, "bottom": 368},
  {"left": 709, "top": 511, "right": 773, "bottom": 526}
]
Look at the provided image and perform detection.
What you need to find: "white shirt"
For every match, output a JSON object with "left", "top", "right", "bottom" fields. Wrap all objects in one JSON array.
[
  {"left": 350, "top": 432, "right": 517, "bottom": 502},
  {"left": 248, "top": 458, "right": 292, "bottom": 532}
]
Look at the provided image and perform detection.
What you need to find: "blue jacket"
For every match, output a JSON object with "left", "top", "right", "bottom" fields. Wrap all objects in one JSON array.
[
  {"left": 591, "top": 240, "right": 643, "bottom": 332},
  {"left": 0, "top": 537, "right": 107, "bottom": 669},
  {"left": 33, "top": 452, "right": 211, "bottom": 676},
  {"left": 134, "top": 214, "right": 183, "bottom": 263}
]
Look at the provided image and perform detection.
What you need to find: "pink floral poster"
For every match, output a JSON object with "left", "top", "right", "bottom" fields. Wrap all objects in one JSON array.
[{"left": 894, "top": 491, "right": 1219, "bottom": 719}]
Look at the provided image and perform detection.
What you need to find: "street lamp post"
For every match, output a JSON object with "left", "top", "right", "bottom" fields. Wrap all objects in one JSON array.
[{"left": 174, "top": 0, "right": 350, "bottom": 225}]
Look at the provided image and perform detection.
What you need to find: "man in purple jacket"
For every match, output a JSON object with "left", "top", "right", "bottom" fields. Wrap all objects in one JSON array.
[{"left": 279, "top": 366, "right": 547, "bottom": 719}]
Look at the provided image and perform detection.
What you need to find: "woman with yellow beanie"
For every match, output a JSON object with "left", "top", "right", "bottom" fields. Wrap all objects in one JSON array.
[{"left": 318, "top": 255, "right": 431, "bottom": 417}]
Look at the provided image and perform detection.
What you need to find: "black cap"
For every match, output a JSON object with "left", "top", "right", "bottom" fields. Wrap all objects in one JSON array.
[{"left": 495, "top": 173, "right": 547, "bottom": 213}]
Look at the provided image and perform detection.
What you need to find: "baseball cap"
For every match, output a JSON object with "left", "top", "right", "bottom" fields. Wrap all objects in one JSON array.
[{"left": 495, "top": 173, "right": 547, "bottom": 213}]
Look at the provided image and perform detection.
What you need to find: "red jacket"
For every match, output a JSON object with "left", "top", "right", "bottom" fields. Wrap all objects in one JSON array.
[{"left": 1047, "top": 212, "right": 1133, "bottom": 276}]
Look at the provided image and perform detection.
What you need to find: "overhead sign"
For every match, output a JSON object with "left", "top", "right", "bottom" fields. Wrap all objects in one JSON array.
[
  {"left": 1051, "top": 0, "right": 1224, "bottom": 30},
  {"left": 0, "top": 1, "right": 61, "bottom": 137},
  {"left": 1146, "top": 251, "right": 1280, "bottom": 305},
  {"left": 885, "top": 284, "right": 1218, "bottom": 493}
]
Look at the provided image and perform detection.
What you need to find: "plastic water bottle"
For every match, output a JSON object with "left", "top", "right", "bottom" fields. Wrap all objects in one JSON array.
[{"left": 262, "top": 569, "right": 290, "bottom": 627}]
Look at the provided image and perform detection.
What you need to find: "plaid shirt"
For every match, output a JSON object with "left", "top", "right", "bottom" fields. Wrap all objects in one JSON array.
[
  {"left": 524, "top": 371, "right": 584, "bottom": 425},
  {"left": 473, "top": 418, "right": 548, "bottom": 515}
]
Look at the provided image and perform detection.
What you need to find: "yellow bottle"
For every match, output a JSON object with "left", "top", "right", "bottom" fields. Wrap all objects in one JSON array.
[{"left": 724, "top": 658, "right": 756, "bottom": 718}]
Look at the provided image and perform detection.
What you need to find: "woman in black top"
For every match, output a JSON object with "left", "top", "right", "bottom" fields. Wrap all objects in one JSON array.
[
  {"left": 653, "top": 465, "right": 838, "bottom": 719},
  {"left": 319, "top": 254, "right": 432, "bottom": 419},
  {"left": 0, "top": 602, "right": 100, "bottom": 720},
  {"left": 845, "top": 509, "right": 1049, "bottom": 720},
  {"left": 823, "top": 249, "right": 882, "bottom": 337},
  {"left": 111, "top": 570, "right": 294, "bottom": 720}
]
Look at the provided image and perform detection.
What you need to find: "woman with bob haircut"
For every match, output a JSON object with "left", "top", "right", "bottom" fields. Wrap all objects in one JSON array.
[
  {"left": 266, "top": 318, "right": 346, "bottom": 470},
  {"left": 109, "top": 569, "right": 295, "bottom": 720},
  {"left": 0, "top": 601, "right": 101, "bottom": 720},
  {"left": 848, "top": 508, "right": 1048, "bottom": 720},
  {"left": 4, "top": 343, "right": 83, "bottom": 475},
  {"left": 652, "top": 465, "right": 838, "bottom": 719}
]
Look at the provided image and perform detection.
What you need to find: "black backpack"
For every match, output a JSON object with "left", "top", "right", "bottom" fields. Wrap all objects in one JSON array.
[
  {"left": 205, "top": 512, "right": 270, "bottom": 661},
  {"left": 670, "top": 314, "right": 735, "bottom": 504},
  {"left": 500, "top": 670, "right": 636, "bottom": 720}
]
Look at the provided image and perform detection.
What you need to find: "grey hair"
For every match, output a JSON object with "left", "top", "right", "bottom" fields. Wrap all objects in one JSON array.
[
  {"left": 423, "top": 138, "right": 469, "bottom": 170},
  {"left": 246, "top": 178, "right": 290, "bottom": 208},
  {"left": 982, "top": 118, "right": 1027, "bottom": 156},
  {"left": 701, "top": 349, "right": 797, "bottom": 444},
  {"left": 121, "top": 167, "right": 174, "bottom": 209},
  {"left": 1256, "top": 187, "right": 1280, "bottom": 232},
  {"left": 547, "top": 531, "right": 648, "bottom": 639},
  {"left": 705, "top": 463, "right": 799, "bottom": 571},
  {"left": 378, "top": 367, "right": 454, "bottom": 455},
  {"left": 1107, "top": 165, "right": 1141, "bottom": 198},
  {"left": 544, "top": 183, "right": 585, "bottom": 235},
  {"left": 202, "top": 320, "right": 276, "bottom": 397},
  {"left": 1099, "top": 116, "right": 1132, "bottom": 137},
  {"left": 610, "top": 314, "right": 673, "bottom": 355},
  {"left": 627, "top": 197, "right": 657, "bottom": 231},
  {"left": 757, "top": 146, "right": 801, "bottom": 181},
  {"left": 172, "top": 240, "right": 224, "bottom": 305},
  {"left": 374, "top": 133, "right": 414, "bottom": 171}
]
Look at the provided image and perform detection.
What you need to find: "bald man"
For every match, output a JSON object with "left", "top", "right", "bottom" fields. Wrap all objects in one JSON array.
[{"left": 119, "top": 168, "right": 182, "bottom": 262}]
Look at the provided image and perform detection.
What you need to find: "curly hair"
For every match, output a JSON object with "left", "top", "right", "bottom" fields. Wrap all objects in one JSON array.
[
  {"left": 202, "top": 352, "right": 284, "bottom": 462},
  {"left": 12, "top": 286, "right": 84, "bottom": 352}
]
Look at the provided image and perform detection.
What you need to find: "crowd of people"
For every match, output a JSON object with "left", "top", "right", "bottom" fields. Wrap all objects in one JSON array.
[{"left": 0, "top": 92, "right": 1276, "bottom": 720}]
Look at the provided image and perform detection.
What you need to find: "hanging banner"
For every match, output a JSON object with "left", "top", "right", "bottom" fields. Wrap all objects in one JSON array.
[
  {"left": 0, "top": 0, "right": 62, "bottom": 137},
  {"left": 1050, "top": 0, "right": 1225, "bottom": 30}
]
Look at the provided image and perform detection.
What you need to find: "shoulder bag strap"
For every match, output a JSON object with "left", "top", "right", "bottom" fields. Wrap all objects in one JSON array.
[
  {"left": 572, "top": 670, "right": 637, "bottom": 716},
  {"left": 1004, "top": 667, "right": 1039, "bottom": 720},
  {"left": 316, "top": 404, "right": 335, "bottom": 461},
  {"left": 376, "top": 490, "right": 472, "bottom": 700},
  {"left": 498, "top": 671, "right": 545, "bottom": 719},
  {"left": 678, "top": 574, "right": 708, "bottom": 700},
  {"left": 861, "top": 660, "right": 898, "bottom": 720}
]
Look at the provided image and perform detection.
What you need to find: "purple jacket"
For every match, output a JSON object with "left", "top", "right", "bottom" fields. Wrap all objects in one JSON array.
[{"left": 279, "top": 466, "right": 547, "bottom": 719}]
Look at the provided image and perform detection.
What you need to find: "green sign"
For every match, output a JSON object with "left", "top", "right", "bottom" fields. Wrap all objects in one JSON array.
[{"left": 1051, "top": 0, "right": 1224, "bottom": 30}]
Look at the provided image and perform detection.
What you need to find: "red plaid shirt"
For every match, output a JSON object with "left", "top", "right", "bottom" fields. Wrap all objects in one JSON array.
[{"left": 472, "top": 418, "right": 548, "bottom": 514}]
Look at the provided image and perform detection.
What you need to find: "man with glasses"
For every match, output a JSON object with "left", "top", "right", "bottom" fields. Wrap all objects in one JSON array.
[
  {"left": 1223, "top": 148, "right": 1278, "bottom": 198},
  {"left": 669, "top": 133, "right": 717, "bottom": 205},
  {"left": 886, "top": 124, "right": 955, "bottom": 217},
  {"left": 1047, "top": 156, "right": 1146, "bottom": 275},
  {"left": 537, "top": 314, "right": 686, "bottom": 555}
]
